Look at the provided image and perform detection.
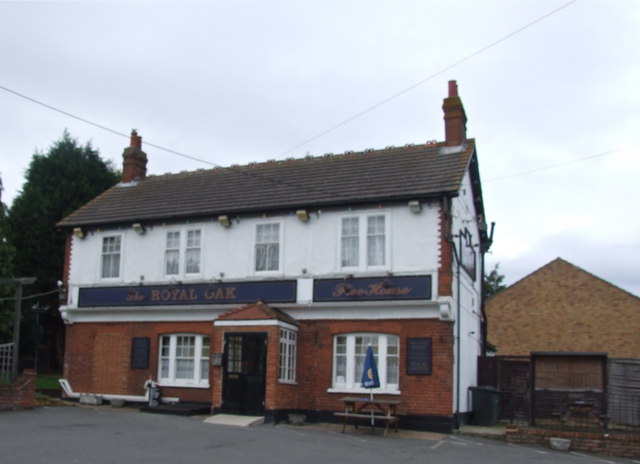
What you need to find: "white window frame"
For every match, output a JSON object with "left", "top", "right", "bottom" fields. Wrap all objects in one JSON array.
[
  {"left": 164, "top": 230, "right": 181, "bottom": 276},
  {"left": 279, "top": 328, "right": 297, "bottom": 384},
  {"left": 158, "top": 333, "right": 210, "bottom": 388},
  {"left": 185, "top": 229, "right": 202, "bottom": 275},
  {"left": 100, "top": 234, "right": 123, "bottom": 280},
  {"left": 254, "top": 221, "right": 282, "bottom": 274},
  {"left": 329, "top": 333, "right": 400, "bottom": 394},
  {"left": 163, "top": 228, "right": 203, "bottom": 278},
  {"left": 339, "top": 213, "right": 389, "bottom": 271}
]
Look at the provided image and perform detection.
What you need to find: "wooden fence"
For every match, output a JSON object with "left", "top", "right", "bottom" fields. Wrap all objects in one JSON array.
[
  {"left": 608, "top": 359, "right": 640, "bottom": 427},
  {"left": 478, "top": 356, "right": 640, "bottom": 429},
  {"left": 0, "top": 343, "right": 14, "bottom": 384}
]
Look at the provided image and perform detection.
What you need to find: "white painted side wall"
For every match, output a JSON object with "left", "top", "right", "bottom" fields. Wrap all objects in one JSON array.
[{"left": 449, "top": 170, "right": 484, "bottom": 416}]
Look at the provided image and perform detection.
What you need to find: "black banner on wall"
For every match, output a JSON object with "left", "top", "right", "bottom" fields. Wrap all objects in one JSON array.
[
  {"left": 131, "top": 337, "right": 150, "bottom": 369},
  {"left": 406, "top": 337, "right": 432, "bottom": 375},
  {"left": 313, "top": 275, "right": 431, "bottom": 302}
]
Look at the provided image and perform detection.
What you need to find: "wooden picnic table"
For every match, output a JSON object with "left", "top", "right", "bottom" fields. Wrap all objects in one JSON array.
[{"left": 334, "top": 396, "right": 401, "bottom": 436}]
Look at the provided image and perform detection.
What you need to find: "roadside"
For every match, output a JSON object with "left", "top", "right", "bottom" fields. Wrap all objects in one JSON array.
[{"left": 2, "top": 405, "right": 636, "bottom": 464}]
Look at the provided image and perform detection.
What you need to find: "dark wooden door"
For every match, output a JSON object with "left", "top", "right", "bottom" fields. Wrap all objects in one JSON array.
[{"left": 221, "top": 333, "right": 267, "bottom": 415}]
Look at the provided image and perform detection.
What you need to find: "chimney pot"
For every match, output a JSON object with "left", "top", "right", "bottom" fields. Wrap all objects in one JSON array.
[
  {"left": 448, "top": 80, "right": 458, "bottom": 97},
  {"left": 122, "top": 129, "right": 148, "bottom": 183},
  {"left": 130, "top": 130, "right": 142, "bottom": 149},
  {"left": 442, "top": 80, "right": 467, "bottom": 146}
]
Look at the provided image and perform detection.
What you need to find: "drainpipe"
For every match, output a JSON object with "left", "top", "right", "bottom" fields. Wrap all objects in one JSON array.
[{"left": 451, "top": 240, "right": 462, "bottom": 429}]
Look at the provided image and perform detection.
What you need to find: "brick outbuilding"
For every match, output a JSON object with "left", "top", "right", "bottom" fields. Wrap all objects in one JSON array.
[{"left": 486, "top": 258, "right": 640, "bottom": 357}]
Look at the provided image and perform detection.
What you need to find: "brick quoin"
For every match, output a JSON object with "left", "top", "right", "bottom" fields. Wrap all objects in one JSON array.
[
  {"left": 61, "top": 233, "right": 72, "bottom": 300},
  {"left": 438, "top": 200, "right": 453, "bottom": 297}
]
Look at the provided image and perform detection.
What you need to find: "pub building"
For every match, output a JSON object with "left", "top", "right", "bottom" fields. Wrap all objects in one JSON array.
[{"left": 57, "top": 81, "right": 492, "bottom": 433}]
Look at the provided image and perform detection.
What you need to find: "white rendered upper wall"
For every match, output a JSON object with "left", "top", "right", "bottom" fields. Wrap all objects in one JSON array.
[{"left": 68, "top": 201, "right": 442, "bottom": 290}]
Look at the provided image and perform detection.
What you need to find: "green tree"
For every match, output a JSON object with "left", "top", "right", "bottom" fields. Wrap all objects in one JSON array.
[
  {"left": 0, "top": 177, "right": 17, "bottom": 342},
  {"left": 6, "top": 131, "right": 119, "bottom": 369},
  {"left": 484, "top": 262, "right": 507, "bottom": 298}
]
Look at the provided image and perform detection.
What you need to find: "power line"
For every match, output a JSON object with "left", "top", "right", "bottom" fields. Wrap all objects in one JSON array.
[
  {"left": 0, "top": 87, "right": 339, "bottom": 199},
  {"left": 1, "top": 1, "right": 575, "bottom": 169},
  {"left": 274, "top": 0, "right": 577, "bottom": 159},
  {"left": 484, "top": 143, "right": 640, "bottom": 183},
  {"left": 0, "top": 288, "right": 60, "bottom": 303}
]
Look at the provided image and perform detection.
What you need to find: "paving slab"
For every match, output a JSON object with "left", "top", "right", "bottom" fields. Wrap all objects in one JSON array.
[{"left": 203, "top": 413, "right": 264, "bottom": 427}]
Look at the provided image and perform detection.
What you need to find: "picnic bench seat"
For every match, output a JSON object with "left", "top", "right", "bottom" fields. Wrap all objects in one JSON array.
[
  {"left": 333, "top": 412, "right": 400, "bottom": 436},
  {"left": 334, "top": 411, "right": 400, "bottom": 436}
]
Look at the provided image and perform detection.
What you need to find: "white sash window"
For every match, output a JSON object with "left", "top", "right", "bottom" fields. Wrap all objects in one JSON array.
[
  {"left": 100, "top": 235, "right": 122, "bottom": 279},
  {"left": 159, "top": 334, "right": 210, "bottom": 387},
  {"left": 331, "top": 333, "right": 399, "bottom": 393},
  {"left": 255, "top": 223, "right": 280, "bottom": 272},
  {"left": 340, "top": 214, "right": 388, "bottom": 270}
]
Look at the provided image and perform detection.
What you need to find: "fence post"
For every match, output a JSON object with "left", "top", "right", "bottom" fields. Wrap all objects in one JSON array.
[
  {"left": 0, "top": 277, "right": 37, "bottom": 382},
  {"left": 11, "top": 282, "right": 24, "bottom": 382}
]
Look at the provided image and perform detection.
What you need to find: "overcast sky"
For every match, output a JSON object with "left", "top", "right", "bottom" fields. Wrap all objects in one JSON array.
[{"left": 1, "top": 1, "right": 638, "bottom": 296}]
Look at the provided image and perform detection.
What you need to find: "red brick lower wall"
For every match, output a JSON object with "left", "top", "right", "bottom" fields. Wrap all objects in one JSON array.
[
  {"left": 505, "top": 425, "right": 640, "bottom": 459},
  {"left": 64, "top": 321, "right": 213, "bottom": 403},
  {"left": 64, "top": 317, "right": 455, "bottom": 429},
  {"left": 0, "top": 369, "right": 37, "bottom": 410},
  {"left": 293, "top": 319, "right": 454, "bottom": 418}
]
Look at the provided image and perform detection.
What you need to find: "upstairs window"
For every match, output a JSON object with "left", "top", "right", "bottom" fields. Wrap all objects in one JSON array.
[
  {"left": 101, "top": 235, "right": 121, "bottom": 279},
  {"left": 340, "top": 214, "right": 388, "bottom": 270},
  {"left": 164, "top": 229, "right": 202, "bottom": 277},
  {"left": 341, "top": 217, "right": 359, "bottom": 267},
  {"left": 367, "top": 215, "right": 386, "bottom": 266},
  {"left": 255, "top": 223, "right": 280, "bottom": 272},
  {"left": 186, "top": 230, "right": 202, "bottom": 274},
  {"left": 165, "top": 231, "right": 181, "bottom": 276}
]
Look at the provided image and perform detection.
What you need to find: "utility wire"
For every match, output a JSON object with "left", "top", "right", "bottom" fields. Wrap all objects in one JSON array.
[
  {"left": 0, "top": 0, "right": 586, "bottom": 195},
  {"left": 0, "top": 85, "right": 339, "bottom": 199},
  {"left": 0, "top": 288, "right": 60, "bottom": 302},
  {"left": 1, "top": 0, "right": 576, "bottom": 169},
  {"left": 484, "top": 143, "right": 640, "bottom": 183},
  {"left": 274, "top": 0, "right": 577, "bottom": 159}
]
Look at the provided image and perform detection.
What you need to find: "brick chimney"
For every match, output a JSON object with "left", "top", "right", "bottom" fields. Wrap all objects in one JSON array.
[
  {"left": 121, "top": 129, "right": 148, "bottom": 183},
  {"left": 442, "top": 80, "right": 467, "bottom": 146}
]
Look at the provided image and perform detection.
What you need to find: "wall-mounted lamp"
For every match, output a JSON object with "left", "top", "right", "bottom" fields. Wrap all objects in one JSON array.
[
  {"left": 73, "top": 227, "right": 85, "bottom": 239},
  {"left": 218, "top": 215, "right": 231, "bottom": 228},
  {"left": 408, "top": 200, "right": 422, "bottom": 214},
  {"left": 296, "top": 209, "right": 309, "bottom": 222},
  {"left": 132, "top": 223, "right": 145, "bottom": 235},
  {"left": 477, "top": 216, "right": 488, "bottom": 232}
]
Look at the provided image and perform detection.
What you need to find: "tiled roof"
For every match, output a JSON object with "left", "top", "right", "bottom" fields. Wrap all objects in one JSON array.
[
  {"left": 218, "top": 300, "right": 299, "bottom": 326},
  {"left": 57, "top": 141, "right": 475, "bottom": 228}
]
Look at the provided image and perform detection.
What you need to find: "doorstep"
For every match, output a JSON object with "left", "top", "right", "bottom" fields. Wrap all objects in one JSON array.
[{"left": 203, "top": 414, "right": 264, "bottom": 427}]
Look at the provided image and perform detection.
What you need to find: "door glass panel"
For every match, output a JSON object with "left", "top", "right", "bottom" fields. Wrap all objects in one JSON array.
[{"left": 227, "top": 335, "right": 242, "bottom": 373}]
